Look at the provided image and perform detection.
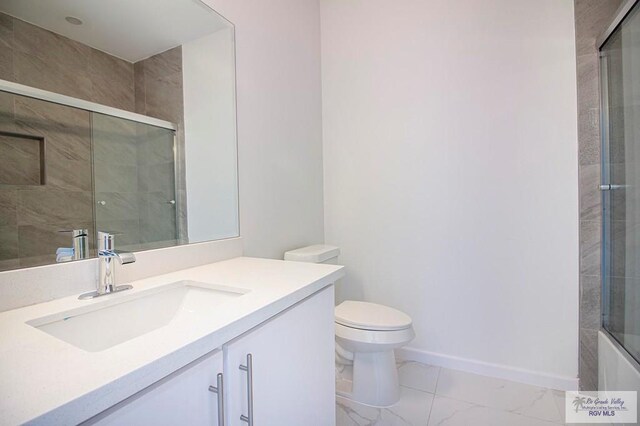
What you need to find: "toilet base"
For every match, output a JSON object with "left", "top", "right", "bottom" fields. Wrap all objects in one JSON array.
[{"left": 336, "top": 349, "right": 400, "bottom": 407}]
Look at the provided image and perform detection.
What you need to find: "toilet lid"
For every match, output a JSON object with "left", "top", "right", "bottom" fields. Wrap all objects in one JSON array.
[{"left": 335, "top": 301, "right": 412, "bottom": 331}]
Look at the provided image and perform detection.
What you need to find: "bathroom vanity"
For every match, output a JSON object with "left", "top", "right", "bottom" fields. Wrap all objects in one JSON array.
[
  {"left": 0, "top": 257, "right": 344, "bottom": 425},
  {"left": 0, "top": 1, "right": 341, "bottom": 424}
]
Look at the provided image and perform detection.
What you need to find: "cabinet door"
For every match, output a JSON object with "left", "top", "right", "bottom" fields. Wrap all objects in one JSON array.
[
  {"left": 87, "top": 349, "right": 224, "bottom": 426},
  {"left": 225, "top": 286, "right": 335, "bottom": 426}
]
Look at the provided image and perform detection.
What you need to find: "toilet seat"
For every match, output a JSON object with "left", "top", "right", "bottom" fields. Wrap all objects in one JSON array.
[
  {"left": 335, "top": 322, "right": 415, "bottom": 352},
  {"left": 335, "top": 301, "right": 412, "bottom": 331}
]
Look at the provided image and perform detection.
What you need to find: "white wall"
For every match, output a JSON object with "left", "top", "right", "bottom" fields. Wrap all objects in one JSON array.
[
  {"left": 202, "top": 0, "right": 325, "bottom": 259},
  {"left": 321, "top": 0, "right": 579, "bottom": 388},
  {"left": 183, "top": 28, "right": 239, "bottom": 242}
]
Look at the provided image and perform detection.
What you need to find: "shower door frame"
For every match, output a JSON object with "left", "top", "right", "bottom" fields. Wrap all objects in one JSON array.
[
  {"left": 598, "top": 0, "right": 640, "bottom": 372},
  {"left": 0, "top": 79, "right": 177, "bottom": 131},
  {"left": 0, "top": 78, "right": 182, "bottom": 254}
]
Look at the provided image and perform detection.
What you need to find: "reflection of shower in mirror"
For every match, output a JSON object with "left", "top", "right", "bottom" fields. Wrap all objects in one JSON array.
[{"left": 0, "top": 0, "right": 239, "bottom": 272}]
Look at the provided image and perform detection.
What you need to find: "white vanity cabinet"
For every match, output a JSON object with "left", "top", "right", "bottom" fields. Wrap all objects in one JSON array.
[
  {"left": 89, "top": 350, "right": 224, "bottom": 425},
  {"left": 224, "top": 286, "right": 335, "bottom": 426},
  {"left": 86, "top": 286, "right": 335, "bottom": 426}
]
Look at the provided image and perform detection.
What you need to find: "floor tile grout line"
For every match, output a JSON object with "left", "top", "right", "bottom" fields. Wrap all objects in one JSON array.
[
  {"left": 425, "top": 367, "right": 441, "bottom": 425},
  {"left": 399, "top": 384, "right": 436, "bottom": 394},
  {"left": 427, "top": 393, "right": 568, "bottom": 426},
  {"left": 428, "top": 367, "right": 566, "bottom": 425},
  {"left": 337, "top": 361, "right": 569, "bottom": 426},
  {"left": 397, "top": 361, "right": 440, "bottom": 394}
]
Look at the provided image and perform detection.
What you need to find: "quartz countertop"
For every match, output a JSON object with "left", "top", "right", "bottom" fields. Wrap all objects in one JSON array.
[{"left": 0, "top": 257, "right": 344, "bottom": 425}]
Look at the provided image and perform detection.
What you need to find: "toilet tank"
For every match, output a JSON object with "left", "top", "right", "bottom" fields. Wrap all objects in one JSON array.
[{"left": 284, "top": 245, "right": 340, "bottom": 264}]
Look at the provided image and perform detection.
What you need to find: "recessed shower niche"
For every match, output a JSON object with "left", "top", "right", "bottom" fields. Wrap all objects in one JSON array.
[{"left": 0, "top": 131, "right": 45, "bottom": 186}]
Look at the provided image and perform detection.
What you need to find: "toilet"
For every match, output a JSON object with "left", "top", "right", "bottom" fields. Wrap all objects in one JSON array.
[{"left": 284, "top": 245, "right": 415, "bottom": 407}]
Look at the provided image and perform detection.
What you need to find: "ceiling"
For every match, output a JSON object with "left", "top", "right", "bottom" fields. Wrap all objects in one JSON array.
[{"left": 0, "top": 0, "right": 231, "bottom": 62}]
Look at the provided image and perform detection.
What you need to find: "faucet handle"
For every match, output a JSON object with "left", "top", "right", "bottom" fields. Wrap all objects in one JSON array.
[
  {"left": 59, "top": 229, "right": 89, "bottom": 260},
  {"left": 98, "top": 231, "right": 114, "bottom": 252},
  {"left": 97, "top": 231, "right": 136, "bottom": 264},
  {"left": 98, "top": 231, "right": 120, "bottom": 251}
]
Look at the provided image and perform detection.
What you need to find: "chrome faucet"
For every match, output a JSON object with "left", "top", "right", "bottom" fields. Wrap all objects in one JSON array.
[
  {"left": 57, "top": 229, "right": 89, "bottom": 261},
  {"left": 79, "top": 232, "right": 136, "bottom": 300}
]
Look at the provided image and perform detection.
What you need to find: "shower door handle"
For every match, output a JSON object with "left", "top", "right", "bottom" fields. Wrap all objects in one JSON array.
[{"left": 600, "top": 184, "right": 628, "bottom": 191}]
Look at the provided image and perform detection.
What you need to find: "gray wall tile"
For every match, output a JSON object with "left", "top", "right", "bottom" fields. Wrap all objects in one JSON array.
[
  {"left": 14, "top": 96, "right": 92, "bottom": 162},
  {"left": 578, "top": 108, "right": 601, "bottom": 166},
  {"left": 95, "top": 219, "right": 141, "bottom": 249},
  {"left": 13, "top": 50, "right": 92, "bottom": 102},
  {"left": 607, "top": 277, "right": 626, "bottom": 336},
  {"left": 133, "top": 47, "right": 185, "bottom": 243},
  {"left": 580, "top": 220, "right": 601, "bottom": 277},
  {"left": 0, "top": 224, "right": 18, "bottom": 260},
  {"left": 579, "top": 327, "right": 599, "bottom": 390},
  {"left": 579, "top": 164, "right": 601, "bottom": 221},
  {"left": 95, "top": 192, "right": 140, "bottom": 222},
  {"left": 0, "top": 133, "right": 42, "bottom": 185},
  {"left": 580, "top": 275, "right": 601, "bottom": 329},
  {"left": 575, "top": 0, "right": 624, "bottom": 56},
  {"left": 89, "top": 49, "right": 135, "bottom": 111},
  {"left": 577, "top": 53, "right": 599, "bottom": 115},
  {"left": 0, "top": 12, "right": 13, "bottom": 81},
  {"left": 18, "top": 221, "right": 93, "bottom": 258},
  {"left": 0, "top": 258, "right": 20, "bottom": 271},
  {"left": 0, "top": 91, "right": 14, "bottom": 131},
  {"left": 16, "top": 190, "right": 92, "bottom": 226},
  {"left": 134, "top": 61, "right": 146, "bottom": 114},
  {"left": 13, "top": 96, "right": 92, "bottom": 191},
  {"left": 94, "top": 163, "right": 138, "bottom": 193},
  {"left": 0, "top": 189, "right": 17, "bottom": 226}
]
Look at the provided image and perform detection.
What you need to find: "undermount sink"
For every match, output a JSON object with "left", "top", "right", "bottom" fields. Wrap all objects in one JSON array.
[{"left": 27, "top": 280, "right": 249, "bottom": 352}]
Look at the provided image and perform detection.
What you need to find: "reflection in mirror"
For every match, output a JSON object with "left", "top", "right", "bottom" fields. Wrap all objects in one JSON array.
[
  {"left": 92, "top": 114, "right": 180, "bottom": 252},
  {"left": 0, "top": 0, "right": 239, "bottom": 271}
]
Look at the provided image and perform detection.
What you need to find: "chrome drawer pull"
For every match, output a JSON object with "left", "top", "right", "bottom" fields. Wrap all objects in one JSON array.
[
  {"left": 208, "top": 373, "right": 225, "bottom": 426},
  {"left": 239, "top": 354, "right": 253, "bottom": 425}
]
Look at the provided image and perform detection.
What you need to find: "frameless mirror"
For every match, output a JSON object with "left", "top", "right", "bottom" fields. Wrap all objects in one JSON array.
[{"left": 0, "top": 0, "right": 239, "bottom": 271}]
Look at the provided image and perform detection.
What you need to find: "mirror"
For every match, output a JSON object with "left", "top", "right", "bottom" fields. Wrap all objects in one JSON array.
[{"left": 0, "top": 0, "right": 239, "bottom": 271}]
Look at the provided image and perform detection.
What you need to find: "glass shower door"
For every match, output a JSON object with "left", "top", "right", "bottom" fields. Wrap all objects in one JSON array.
[
  {"left": 92, "top": 113, "right": 179, "bottom": 252},
  {"left": 601, "top": 1, "right": 640, "bottom": 363}
]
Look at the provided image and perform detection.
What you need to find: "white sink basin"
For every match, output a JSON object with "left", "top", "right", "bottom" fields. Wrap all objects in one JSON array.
[{"left": 27, "top": 280, "right": 249, "bottom": 352}]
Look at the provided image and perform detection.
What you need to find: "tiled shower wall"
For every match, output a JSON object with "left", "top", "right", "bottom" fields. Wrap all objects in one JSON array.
[
  {"left": 575, "top": 0, "right": 622, "bottom": 391},
  {"left": 0, "top": 94, "right": 93, "bottom": 270},
  {"left": 134, "top": 47, "right": 189, "bottom": 245},
  {"left": 0, "top": 12, "right": 186, "bottom": 270},
  {"left": 93, "top": 46, "right": 188, "bottom": 253}
]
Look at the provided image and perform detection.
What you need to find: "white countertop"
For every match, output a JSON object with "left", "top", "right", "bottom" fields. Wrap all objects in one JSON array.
[{"left": 0, "top": 257, "right": 344, "bottom": 425}]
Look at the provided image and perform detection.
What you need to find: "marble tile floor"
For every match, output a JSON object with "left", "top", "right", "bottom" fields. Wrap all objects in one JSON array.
[{"left": 336, "top": 360, "right": 593, "bottom": 426}]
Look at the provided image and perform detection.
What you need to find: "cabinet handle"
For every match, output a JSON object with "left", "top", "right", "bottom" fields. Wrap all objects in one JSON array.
[
  {"left": 208, "top": 373, "right": 225, "bottom": 426},
  {"left": 239, "top": 354, "right": 254, "bottom": 425}
]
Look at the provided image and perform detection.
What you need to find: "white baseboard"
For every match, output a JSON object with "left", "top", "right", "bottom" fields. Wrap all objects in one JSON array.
[{"left": 397, "top": 346, "right": 579, "bottom": 391}]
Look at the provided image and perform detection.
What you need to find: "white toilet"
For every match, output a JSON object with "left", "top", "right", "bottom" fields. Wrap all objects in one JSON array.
[{"left": 284, "top": 245, "right": 415, "bottom": 407}]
